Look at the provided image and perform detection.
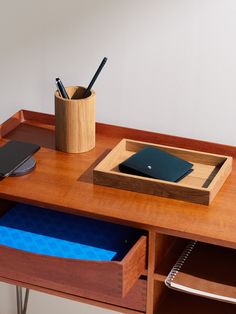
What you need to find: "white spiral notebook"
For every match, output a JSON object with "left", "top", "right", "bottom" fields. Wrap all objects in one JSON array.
[{"left": 165, "top": 241, "right": 236, "bottom": 304}]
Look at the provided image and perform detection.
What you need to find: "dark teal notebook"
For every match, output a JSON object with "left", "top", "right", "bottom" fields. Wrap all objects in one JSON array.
[{"left": 119, "top": 147, "right": 193, "bottom": 182}]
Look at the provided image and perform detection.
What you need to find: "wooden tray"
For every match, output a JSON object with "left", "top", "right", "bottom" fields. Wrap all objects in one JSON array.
[{"left": 93, "top": 139, "right": 233, "bottom": 205}]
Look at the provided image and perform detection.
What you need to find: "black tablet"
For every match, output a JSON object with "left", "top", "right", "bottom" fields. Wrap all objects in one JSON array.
[{"left": 0, "top": 140, "right": 40, "bottom": 177}]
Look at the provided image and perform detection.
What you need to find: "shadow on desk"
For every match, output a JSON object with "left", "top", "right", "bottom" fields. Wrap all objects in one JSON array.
[{"left": 78, "top": 149, "right": 111, "bottom": 183}]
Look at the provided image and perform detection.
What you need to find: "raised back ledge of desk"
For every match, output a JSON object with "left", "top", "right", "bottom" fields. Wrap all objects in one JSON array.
[
  {"left": 0, "top": 109, "right": 236, "bottom": 249},
  {"left": 1, "top": 109, "right": 236, "bottom": 158}
]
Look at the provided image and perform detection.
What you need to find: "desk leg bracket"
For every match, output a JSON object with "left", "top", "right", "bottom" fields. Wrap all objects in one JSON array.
[{"left": 16, "top": 286, "right": 29, "bottom": 314}]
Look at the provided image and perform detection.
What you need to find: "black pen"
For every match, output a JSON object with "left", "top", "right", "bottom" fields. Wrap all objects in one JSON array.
[
  {"left": 55, "top": 78, "right": 69, "bottom": 99},
  {"left": 83, "top": 57, "right": 108, "bottom": 98}
]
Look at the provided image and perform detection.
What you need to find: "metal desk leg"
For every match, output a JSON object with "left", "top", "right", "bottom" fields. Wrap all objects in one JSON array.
[
  {"left": 16, "top": 287, "right": 30, "bottom": 314},
  {"left": 16, "top": 287, "right": 22, "bottom": 314}
]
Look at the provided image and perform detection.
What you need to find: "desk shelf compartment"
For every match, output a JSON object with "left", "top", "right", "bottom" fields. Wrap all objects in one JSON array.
[
  {"left": 163, "top": 240, "right": 236, "bottom": 305},
  {"left": 156, "top": 290, "right": 236, "bottom": 314},
  {"left": 0, "top": 203, "right": 146, "bottom": 301}
]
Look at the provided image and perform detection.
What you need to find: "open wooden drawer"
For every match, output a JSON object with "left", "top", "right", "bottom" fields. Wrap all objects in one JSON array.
[{"left": 0, "top": 201, "right": 146, "bottom": 300}]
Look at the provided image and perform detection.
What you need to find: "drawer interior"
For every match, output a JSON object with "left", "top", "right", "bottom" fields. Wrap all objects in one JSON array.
[{"left": 0, "top": 203, "right": 144, "bottom": 261}]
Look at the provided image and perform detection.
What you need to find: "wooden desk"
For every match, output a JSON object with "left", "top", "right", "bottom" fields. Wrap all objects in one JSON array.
[{"left": 0, "top": 110, "right": 235, "bottom": 313}]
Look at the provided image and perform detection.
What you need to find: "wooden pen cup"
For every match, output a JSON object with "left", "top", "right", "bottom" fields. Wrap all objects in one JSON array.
[{"left": 55, "top": 86, "right": 96, "bottom": 153}]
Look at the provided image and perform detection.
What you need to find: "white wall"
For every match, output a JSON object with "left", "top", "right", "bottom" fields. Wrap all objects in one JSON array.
[
  {"left": 0, "top": 0, "right": 236, "bottom": 145},
  {"left": 0, "top": 0, "right": 235, "bottom": 313}
]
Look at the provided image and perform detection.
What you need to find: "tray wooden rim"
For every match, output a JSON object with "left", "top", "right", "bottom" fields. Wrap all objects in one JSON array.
[{"left": 94, "top": 138, "right": 233, "bottom": 205}]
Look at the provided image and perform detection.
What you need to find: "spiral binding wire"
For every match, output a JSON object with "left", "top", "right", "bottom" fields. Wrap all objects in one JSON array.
[{"left": 165, "top": 240, "right": 197, "bottom": 287}]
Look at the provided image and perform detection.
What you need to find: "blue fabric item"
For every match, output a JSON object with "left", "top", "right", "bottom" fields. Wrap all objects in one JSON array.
[{"left": 0, "top": 204, "right": 142, "bottom": 261}]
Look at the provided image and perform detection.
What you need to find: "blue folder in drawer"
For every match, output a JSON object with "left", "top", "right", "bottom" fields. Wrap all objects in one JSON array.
[{"left": 0, "top": 204, "right": 142, "bottom": 261}]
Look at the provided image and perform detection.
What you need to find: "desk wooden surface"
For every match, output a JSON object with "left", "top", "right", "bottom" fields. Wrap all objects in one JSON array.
[{"left": 0, "top": 110, "right": 236, "bottom": 249}]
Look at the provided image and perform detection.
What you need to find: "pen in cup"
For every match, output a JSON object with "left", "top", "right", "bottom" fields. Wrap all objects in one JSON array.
[
  {"left": 55, "top": 78, "right": 69, "bottom": 99},
  {"left": 83, "top": 57, "right": 108, "bottom": 98}
]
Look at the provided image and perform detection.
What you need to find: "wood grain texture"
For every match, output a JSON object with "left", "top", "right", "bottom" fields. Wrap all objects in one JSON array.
[
  {"left": 96, "top": 122, "right": 236, "bottom": 158},
  {"left": 0, "top": 275, "right": 146, "bottom": 313},
  {"left": 0, "top": 207, "right": 146, "bottom": 299},
  {"left": 122, "top": 236, "right": 147, "bottom": 296},
  {"left": 156, "top": 290, "right": 236, "bottom": 314},
  {"left": 146, "top": 233, "right": 178, "bottom": 314},
  {"left": 93, "top": 139, "right": 232, "bottom": 205},
  {"left": 146, "top": 231, "right": 156, "bottom": 314},
  {"left": 166, "top": 242, "right": 236, "bottom": 304},
  {"left": 55, "top": 87, "right": 96, "bottom": 153},
  {"left": 154, "top": 237, "right": 189, "bottom": 282},
  {"left": 7, "top": 109, "right": 236, "bottom": 156},
  {"left": 0, "top": 110, "right": 24, "bottom": 138},
  {"left": 0, "top": 110, "right": 236, "bottom": 314},
  {"left": 0, "top": 110, "right": 236, "bottom": 249}
]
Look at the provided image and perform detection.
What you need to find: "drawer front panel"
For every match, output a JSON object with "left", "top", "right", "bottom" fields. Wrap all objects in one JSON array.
[
  {"left": 0, "top": 235, "right": 146, "bottom": 299},
  {"left": 0, "top": 203, "right": 147, "bottom": 300},
  {"left": 86, "top": 278, "right": 147, "bottom": 313}
]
